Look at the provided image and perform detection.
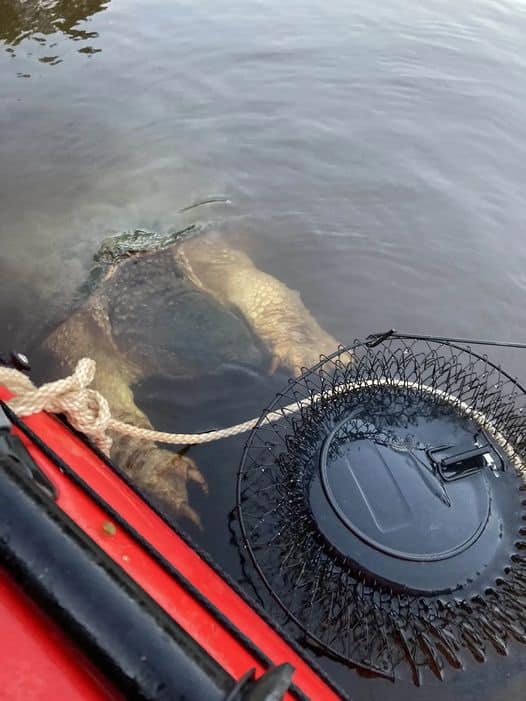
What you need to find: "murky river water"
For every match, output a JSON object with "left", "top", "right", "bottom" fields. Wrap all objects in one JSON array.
[{"left": 2, "top": 1, "right": 526, "bottom": 699}]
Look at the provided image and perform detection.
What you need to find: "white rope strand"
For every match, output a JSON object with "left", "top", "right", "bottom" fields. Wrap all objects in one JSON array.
[{"left": 0, "top": 360, "right": 523, "bottom": 475}]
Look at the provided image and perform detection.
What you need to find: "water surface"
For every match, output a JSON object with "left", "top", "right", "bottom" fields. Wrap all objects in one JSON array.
[{"left": 1, "top": 1, "right": 526, "bottom": 698}]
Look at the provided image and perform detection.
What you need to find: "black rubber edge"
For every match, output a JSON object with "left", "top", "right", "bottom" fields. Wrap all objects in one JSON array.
[
  {"left": 2, "top": 403, "right": 350, "bottom": 700},
  {"left": 0, "top": 447, "right": 233, "bottom": 701}
]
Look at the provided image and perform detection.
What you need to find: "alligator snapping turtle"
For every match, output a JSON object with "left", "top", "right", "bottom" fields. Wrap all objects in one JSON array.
[{"left": 42, "top": 228, "right": 339, "bottom": 525}]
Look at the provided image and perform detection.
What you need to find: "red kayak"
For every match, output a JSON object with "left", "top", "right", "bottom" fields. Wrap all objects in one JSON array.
[{"left": 0, "top": 382, "right": 345, "bottom": 701}]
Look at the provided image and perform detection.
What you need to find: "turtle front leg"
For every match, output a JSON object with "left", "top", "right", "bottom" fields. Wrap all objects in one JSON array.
[
  {"left": 42, "top": 307, "right": 207, "bottom": 526},
  {"left": 110, "top": 432, "right": 207, "bottom": 527},
  {"left": 181, "top": 236, "right": 341, "bottom": 375}
]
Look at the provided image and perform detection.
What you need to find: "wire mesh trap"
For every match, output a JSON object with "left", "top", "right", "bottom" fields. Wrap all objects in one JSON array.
[{"left": 236, "top": 335, "right": 526, "bottom": 684}]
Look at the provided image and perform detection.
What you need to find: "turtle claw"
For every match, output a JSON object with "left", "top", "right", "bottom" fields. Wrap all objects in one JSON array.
[
  {"left": 178, "top": 502, "right": 203, "bottom": 529},
  {"left": 130, "top": 447, "right": 207, "bottom": 528},
  {"left": 269, "top": 354, "right": 281, "bottom": 375},
  {"left": 187, "top": 463, "right": 208, "bottom": 494},
  {"left": 270, "top": 329, "right": 342, "bottom": 378}
]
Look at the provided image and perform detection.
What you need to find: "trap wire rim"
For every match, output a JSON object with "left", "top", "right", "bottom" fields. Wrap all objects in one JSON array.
[
  {"left": 3, "top": 330, "right": 526, "bottom": 452},
  {"left": 236, "top": 335, "right": 526, "bottom": 680}
]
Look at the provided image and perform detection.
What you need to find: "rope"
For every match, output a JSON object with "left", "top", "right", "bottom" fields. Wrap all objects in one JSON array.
[
  {"left": 0, "top": 359, "right": 113, "bottom": 454},
  {"left": 0, "top": 359, "right": 268, "bottom": 455},
  {"left": 1, "top": 359, "right": 523, "bottom": 475}
]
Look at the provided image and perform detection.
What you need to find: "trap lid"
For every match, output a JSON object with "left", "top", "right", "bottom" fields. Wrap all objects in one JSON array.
[
  {"left": 319, "top": 418, "right": 490, "bottom": 563},
  {"left": 310, "top": 397, "right": 517, "bottom": 594},
  {"left": 237, "top": 337, "right": 526, "bottom": 682}
]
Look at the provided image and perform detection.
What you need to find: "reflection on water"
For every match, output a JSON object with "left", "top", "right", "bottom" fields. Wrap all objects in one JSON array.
[{"left": 0, "top": 0, "right": 109, "bottom": 68}]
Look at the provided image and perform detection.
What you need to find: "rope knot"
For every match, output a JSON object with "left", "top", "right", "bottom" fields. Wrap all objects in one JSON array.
[
  {"left": 0, "top": 356, "right": 263, "bottom": 452},
  {"left": 2, "top": 358, "right": 113, "bottom": 455}
]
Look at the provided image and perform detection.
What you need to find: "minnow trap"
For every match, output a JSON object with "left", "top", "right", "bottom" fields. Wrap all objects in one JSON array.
[{"left": 236, "top": 333, "right": 526, "bottom": 683}]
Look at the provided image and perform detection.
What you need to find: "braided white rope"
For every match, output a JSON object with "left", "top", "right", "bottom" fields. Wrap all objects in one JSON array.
[
  {"left": 0, "top": 359, "right": 113, "bottom": 454},
  {"left": 0, "top": 360, "right": 523, "bottom": 473},
  {"left": 0, "top": 359, "right": 266, "bottom": 454}
]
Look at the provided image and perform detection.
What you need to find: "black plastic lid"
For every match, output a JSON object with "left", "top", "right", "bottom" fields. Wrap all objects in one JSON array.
[{"left": 310, "top": 396, "right": 519, "bottom": 594}]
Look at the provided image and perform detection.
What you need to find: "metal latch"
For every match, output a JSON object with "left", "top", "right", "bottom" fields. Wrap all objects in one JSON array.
[{"left": 426, "top": 440, "right": 499, "bottom": 482}]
